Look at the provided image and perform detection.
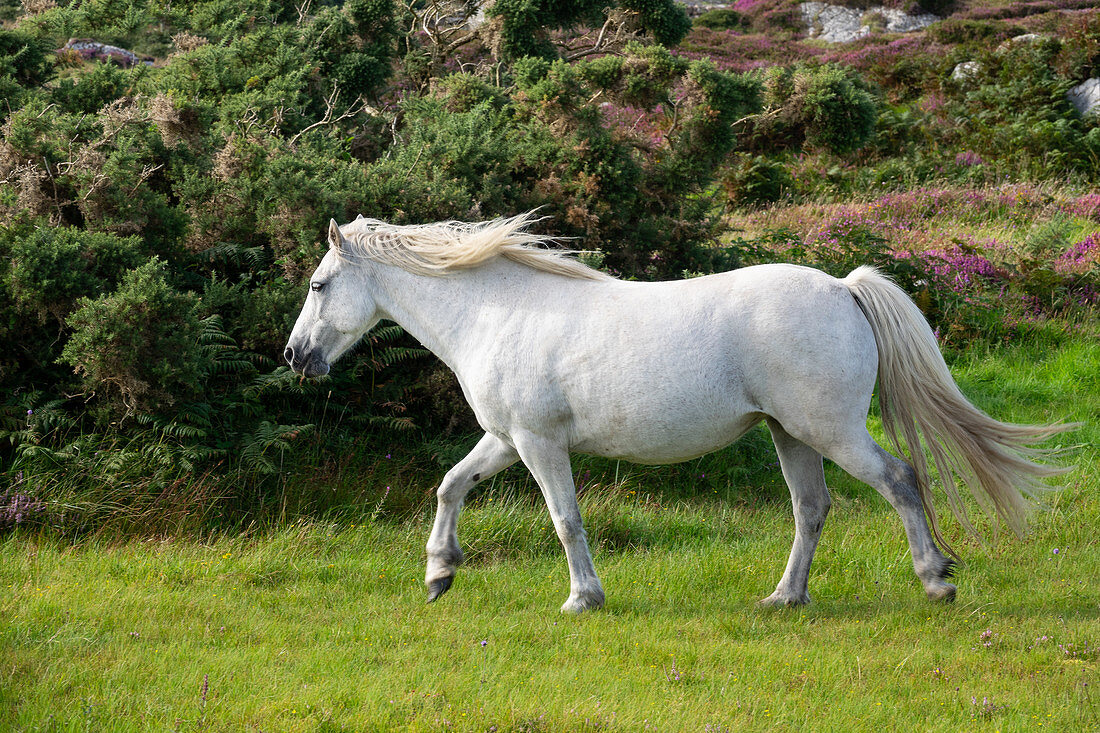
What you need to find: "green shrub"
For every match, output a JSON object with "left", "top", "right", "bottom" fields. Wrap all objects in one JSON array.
[
  {"left": 0, "top": 27, "right": 54, "bottom": 122},
  {"left": 928, "top": 18, "right": 1024, "bottom": 46},
  {"left": 577, "top": 42, "right": 686, "bottom": 108},
  {"left": 301, "top": 1, "right": 399, "bottom": 101},
  {"left": 7, "top": 227, "right": 145, "bottom": 322},
  {"left": 53, "top": 62, "right": 141, "bottom": 114},
  {"left": 432, "top": 73, "right": 507, "bottom": 113},
  {"left": 946, "top": 35, "right": 1100, "bottom": 179},
  {"left": 0, "top": 27, "right": 53, "bottom": 86},
  {"left": 793, "top": 65, "right": 879, "bottom": 154},
  {"left": 488, "top": 0, "right": 689, "bottom": 61},
  {"left": 693, "top": 9, "right": 745, "bottom": 31},
  {"left": 723, "top": 154, "right": 793, "bottom": 208},
  {"left": 619, "top": 0, "right": 692, "bottom": 47},
  {"left": 754, "top": 64, "right": 879, "bottom": 154},
  {"left": 60, "top": 259, "right": 206, "bottom": 415}
]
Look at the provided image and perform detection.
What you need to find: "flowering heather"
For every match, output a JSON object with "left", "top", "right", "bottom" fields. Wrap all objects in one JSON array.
[
  {"left": 676, "top": 30, "right": 818, "bottom": 72},
  {"left": 729, "top": 0, "right": 768, "bottom": 12},
  {"left": 1063, "top": 193, "right": 1100, "bottom": 220},
  {"left": 955, "top": 151, "right": 984, "bottom": 167},
  {"left": 962, "top": 0, "right": 1098, "bottom": 21},
  {"left": 1055, "top": 232, "right": 1100, "bottom": 274},
  {"left": 742, "top": 186, "right": 1070, "bottom": 250},
  {"left": 821, "top": 36, "right": 943, "bottom": 75},
  {"left": 920, "top": 243, "right": 1002, "bottom": 291},
  {"left": 0, "top": 485, "right": 46, "bottom": 531},
  {"left": 919, "top": 92, "right": 946, "bottom": 114}
]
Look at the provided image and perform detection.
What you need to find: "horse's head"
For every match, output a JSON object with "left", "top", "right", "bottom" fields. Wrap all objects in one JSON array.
[{"left": 284, "top": 219, "right": 379, "bottom": 378}]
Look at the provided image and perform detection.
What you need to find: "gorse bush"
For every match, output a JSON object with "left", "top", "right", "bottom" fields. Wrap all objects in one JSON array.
[
  {"left": 0, "top": 27, "right": 53, "bottom": 122},
  {"left": 693, "top": 9, "right": 745, "bottom": 31},
  {"left": 723, "top": 154, "right": 793, "bottom": 208},
  {"left": 751, "top": 64, "right": 879, "bottom": 154},
  {"left": 60, "top": 258, "right": 205, "bottom": 414},
  {"left": 7, "top": 226, "right": 145, "bottom": 323}
]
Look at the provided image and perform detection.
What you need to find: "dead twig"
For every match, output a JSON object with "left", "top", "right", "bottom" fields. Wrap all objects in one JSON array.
[{"left": 288, "top": 86, "right": 364, "bottom": 147}]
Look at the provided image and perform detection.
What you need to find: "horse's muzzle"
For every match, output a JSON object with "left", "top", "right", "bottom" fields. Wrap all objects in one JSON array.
[{"left": 284, "top": 345, "right": 330, "bottom": 378}]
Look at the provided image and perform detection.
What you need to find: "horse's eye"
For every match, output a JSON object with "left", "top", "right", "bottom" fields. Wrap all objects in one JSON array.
[{"left": 310, "top": 282, "right": 324, "bottom": 292}]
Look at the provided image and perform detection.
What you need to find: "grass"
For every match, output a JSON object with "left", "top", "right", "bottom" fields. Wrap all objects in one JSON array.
[{"left": 2, "top": 331, "right": 1099, "bottom": 731}]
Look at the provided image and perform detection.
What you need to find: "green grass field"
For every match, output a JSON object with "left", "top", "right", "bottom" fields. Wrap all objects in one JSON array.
[{"left": 3, "top": 333, "right": 1098, "bottom": 732}]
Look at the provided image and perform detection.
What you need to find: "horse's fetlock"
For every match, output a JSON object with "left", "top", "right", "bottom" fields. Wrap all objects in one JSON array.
[{"left": 426, "top": 543, "right": 463, "bottom": 570}]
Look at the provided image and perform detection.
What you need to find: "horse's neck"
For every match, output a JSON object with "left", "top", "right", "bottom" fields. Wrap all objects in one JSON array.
[{"left": 365, "top": 259, "right": 539, "bottom": 371}]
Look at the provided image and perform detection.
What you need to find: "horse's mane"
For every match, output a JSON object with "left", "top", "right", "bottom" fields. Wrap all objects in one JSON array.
[{"left": 335, "top": 211, "right": 612, "bottom": 281}]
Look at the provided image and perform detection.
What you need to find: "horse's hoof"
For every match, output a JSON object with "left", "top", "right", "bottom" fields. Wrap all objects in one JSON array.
[
  {"left": 426, "top": 576, "right": 453, "bottom": 603},
  {"left": 758, "top": 591, "right": 810, "bottom": 608},
  {"left": 926, "top": 582, "right": 956, "bottom": 602}
]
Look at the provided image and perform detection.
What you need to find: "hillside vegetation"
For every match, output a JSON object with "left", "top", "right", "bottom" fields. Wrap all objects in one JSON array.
[{"left": 0, "top": 0, "right": 1097, "bottom": 529}]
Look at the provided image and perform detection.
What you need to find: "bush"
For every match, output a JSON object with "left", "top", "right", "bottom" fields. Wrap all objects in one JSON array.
[
  {"left": 792, "top": 65, "right": 879, "bottom": 153},
  {"left": 753, "top": 64, "right": 879, "bottom": 154},
  {"left": 7, "top": 226, "right": 145, "bottom": 322},
  {"left": 693, "top": 9, "right": 745, "bottom": 31},
  {"left": 928, "top": 18, "right": 1025, "bottom": 46},
  {"left": 723, "top": 154, "right": 793, "bottom": 208},
  {"left": 0, "top": 27, "right": 53, "bottom": 86},
  {"left": 53, "top": 61, "right": 141, "bottom": 114},
  {"left": 945, "top": 34, "right": 1100, "bottom": 178},
  {"left": 0, "top": 27, "right": 53, "bottom": 122},
  {"left": 60, "top": 259, "right": 206, "bottom": 415},
  {"left": 488, "top": 0, "right": 690, "bottom": 61}
]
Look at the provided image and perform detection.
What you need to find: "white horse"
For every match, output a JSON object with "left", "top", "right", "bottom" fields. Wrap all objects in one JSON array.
[{"left": 285, "top": 212, "right": 1071, "bottom": 613}]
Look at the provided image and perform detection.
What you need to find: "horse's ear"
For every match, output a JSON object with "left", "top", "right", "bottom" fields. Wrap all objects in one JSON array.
[
  {"left": 327, "top": 218, "right": 343, "bottom": 250},
  {"left": 355, "top": 213, "right": 365, "bottom": 220}
]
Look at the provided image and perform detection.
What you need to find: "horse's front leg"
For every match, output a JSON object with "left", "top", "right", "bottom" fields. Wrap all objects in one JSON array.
[
  {"left": 425, "top": 432, "right": 518, "bottom": 602},
  {"left": 513, "top": 431, "right": 605, "bottom": 614}
]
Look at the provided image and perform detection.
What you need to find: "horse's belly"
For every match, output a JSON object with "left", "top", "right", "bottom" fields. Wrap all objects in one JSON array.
[{"left": 568, "top": 396, "right": 762, "bottom": 464}]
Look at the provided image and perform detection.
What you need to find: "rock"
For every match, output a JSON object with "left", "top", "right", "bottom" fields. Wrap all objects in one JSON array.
[
  {"left": 1067, "top": 78, "right": 1100, "bottom": 117},
  {"left": 996, "top": 33, "right": 1047, "bottom": 52},
  {"left": 952, "top": 61, "right": 981, "bottom": 81},
  {"left": 801, "top": 3, "right": 866, "bottom": 43},
  {"left": 801, "top": 2, "right": 939, "bottom": 43},
  {"left": 57, "top": 38, "right": 154, "bottom": 68},
  {"left": 877, "top": 7, "right": 940, "bottom": 33},
  {"left": 681, "top": 2, "right": 734, "bottom": 18}
]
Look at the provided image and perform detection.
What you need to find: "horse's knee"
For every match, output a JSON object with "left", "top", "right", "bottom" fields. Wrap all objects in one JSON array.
[
  {"left": 793, "top": 493, "right": 830, "bottom": 528},
  {"left": 554, "top": 517, "right": 587, "bottom": 547},
  {"left": 436, "top": 473, "right": 472, "bottom": 503}
]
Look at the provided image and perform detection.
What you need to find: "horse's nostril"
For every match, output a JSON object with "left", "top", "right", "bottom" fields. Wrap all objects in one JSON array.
[{"left": 284, "top": 346, "right": 294, "bottom": 365}]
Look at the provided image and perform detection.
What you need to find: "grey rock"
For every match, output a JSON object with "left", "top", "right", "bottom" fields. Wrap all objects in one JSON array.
[
  {"left": 801, "top": 2, "right": 939, "bottom": 43},
  {"left": 996, "top": 33, "right": 1047, "bottom": 52},
  {"left": 1067, "top": 78, "right": 1100, "bottom": 117},
  {"left": 952, "top": 61, "right": 981, "bottom": 81}
]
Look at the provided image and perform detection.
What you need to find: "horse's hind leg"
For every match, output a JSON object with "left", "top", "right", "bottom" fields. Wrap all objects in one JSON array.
[
  {"left": 822, "top": 432, "right": 956, "bottom": 601},
  {"left": 425, "top": 432, "right": 518, "bottom": 602},
  {"left": 760, "top": 418, "right": 831, "bottom": 607}
]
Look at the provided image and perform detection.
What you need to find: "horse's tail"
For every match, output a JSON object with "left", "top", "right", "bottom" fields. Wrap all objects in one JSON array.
[{"left": 842, "top": 265, "right": 1075, "bottom": 554}]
